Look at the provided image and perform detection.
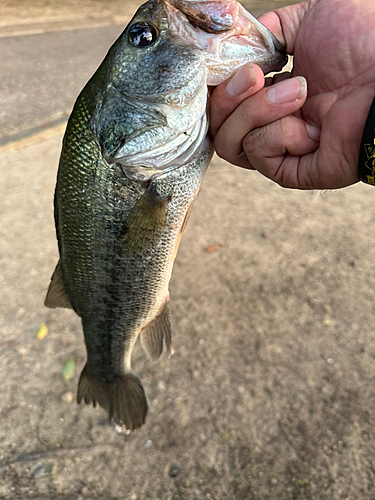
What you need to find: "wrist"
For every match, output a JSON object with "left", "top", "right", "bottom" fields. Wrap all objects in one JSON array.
[{"left": 358, "top": 94, "right": 375, "bottom": 185}]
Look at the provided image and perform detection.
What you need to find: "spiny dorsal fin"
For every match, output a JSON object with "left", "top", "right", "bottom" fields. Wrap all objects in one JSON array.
[
  {"left": 44, "top": 260, "right": 73, "bottom": 310},
  {"left": 141, "top": 301, "right": 173, "bottom": 361}
]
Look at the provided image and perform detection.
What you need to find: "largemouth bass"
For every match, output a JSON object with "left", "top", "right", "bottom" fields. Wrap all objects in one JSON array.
[{"left": 45, "top": 0, "right": 286, "bottom": 431}]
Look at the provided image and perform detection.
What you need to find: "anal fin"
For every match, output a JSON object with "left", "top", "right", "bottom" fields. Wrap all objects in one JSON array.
[
  {"left": 141, "top": 300, "right": 173, "bottom": 361},
  {"left": 44, "top": 260, "right": 73, "bottom": 310}
]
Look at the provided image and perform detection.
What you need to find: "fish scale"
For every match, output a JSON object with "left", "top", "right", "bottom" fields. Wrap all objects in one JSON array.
[{"left": 45, "top": 0, "right": 286, "bottom": 431}]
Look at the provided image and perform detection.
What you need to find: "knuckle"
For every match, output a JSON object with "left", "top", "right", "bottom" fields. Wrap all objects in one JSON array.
[
  {"left": 279, "top": 116, "right": 295, "bottom": 141},
  {"left": 213, "top": 138, "right": 226, "bottom": 160},
  {"left": 242, "top": 127, "right": 263, "bottom": 155}
]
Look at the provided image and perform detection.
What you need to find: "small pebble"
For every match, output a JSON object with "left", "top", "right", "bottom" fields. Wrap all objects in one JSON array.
[
  {"left": 62, "top": 391, "right": 74, "bottom": 403},
  {"left": 168, "top": 464, "right": 181, "bottom": 478},
  {"left": 29, "top": 462, "right": 54, "bottom": 479},
  {"left": 157, "top": 381, "right": 166, "bottom": 392}
]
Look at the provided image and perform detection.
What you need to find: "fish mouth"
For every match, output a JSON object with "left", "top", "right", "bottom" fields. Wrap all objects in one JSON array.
[
  {"left": 117, "top": 108, "right": 208, "bottom": 172},
  {"left": 111, "top": 80, "right": 209, "bottom": 176},
  {"left": 113, "top": 112, "right": 209, "bottom": 183},
  {"left": 166, "top": 0, "right": 286, "bottom": 84}
]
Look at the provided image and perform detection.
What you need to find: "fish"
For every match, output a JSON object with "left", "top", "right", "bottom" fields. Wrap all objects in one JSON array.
[{"left": 45, "top": 0, "right": 286, "bottom": 431}]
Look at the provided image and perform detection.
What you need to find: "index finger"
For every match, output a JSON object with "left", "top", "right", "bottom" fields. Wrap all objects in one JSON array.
[{"left": 209, "top": 63, "right": 265, "bottom": 139}]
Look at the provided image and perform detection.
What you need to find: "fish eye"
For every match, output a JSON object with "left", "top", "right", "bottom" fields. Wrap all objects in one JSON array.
[{"left": 129, "top": 23, "right": 158, "bottom": 48}]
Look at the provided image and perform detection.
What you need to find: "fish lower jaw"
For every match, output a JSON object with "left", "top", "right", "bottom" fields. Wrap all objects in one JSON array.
[
  {"left": 154, "top": 112, "right": 209, "bottom": 170},
  {"left": 118, "top": 111, "right": 209, "bottom": 174}
]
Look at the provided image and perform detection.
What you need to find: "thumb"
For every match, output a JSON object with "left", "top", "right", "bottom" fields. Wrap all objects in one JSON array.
[{"left": 209, "top": 63, "right": 265, "bottom": 139}]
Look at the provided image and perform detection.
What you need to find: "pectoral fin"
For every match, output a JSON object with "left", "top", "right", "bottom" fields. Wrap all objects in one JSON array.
[
  {"left": 44, "top": 261, "right": 73, "bottom": 310},
  {"left": 172, "top": 199, "right": 196, "bottom": 261},
  {"left": 141, "top": 300, "right": 173, "bottom": 361},
  {"left": 121, "top": 183, "right": 171, "bottom": 257}
]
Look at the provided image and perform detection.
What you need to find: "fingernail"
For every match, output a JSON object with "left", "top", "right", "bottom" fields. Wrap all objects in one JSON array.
[
  {"left": 226, "top": 64, "right": 255, "bottom": 97},
  {"left": 306, "top": 123, "right": 320, "bottom": 142},
  {"left": 267, "top": 76, "right": 307, "bottom": 104}
]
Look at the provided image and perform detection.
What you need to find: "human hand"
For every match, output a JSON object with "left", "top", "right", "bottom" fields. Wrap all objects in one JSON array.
[{"left": 209, "top": 0, "right": 375, "bottom": 189}]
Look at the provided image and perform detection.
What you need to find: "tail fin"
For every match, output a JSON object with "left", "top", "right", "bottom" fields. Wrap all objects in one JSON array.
[{"left": 77, "top": 365, "right": 148, "bottom": 431}]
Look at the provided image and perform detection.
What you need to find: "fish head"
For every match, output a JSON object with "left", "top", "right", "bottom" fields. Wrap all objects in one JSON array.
[
  {"left": 103, "top": 0, "right": 207, "bottom": 98},
  {"left": 92, "top": 0, "right": 286, "bottom": 174}
]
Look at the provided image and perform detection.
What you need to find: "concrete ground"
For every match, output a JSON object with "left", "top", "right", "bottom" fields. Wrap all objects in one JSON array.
[{"left": 1, "top": 1, "right": 375, "bottom": 500}]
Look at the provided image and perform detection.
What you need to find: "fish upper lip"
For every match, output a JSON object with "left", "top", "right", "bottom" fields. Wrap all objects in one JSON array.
[
  {"left": 169, "top": 0, "right": 240, "bottom": 33},
  {"left": 166, "top": 2, "right": 285, "bottom": 57}
]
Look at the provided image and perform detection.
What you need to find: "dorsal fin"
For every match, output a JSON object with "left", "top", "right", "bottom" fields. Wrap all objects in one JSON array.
[
  {"left": 44, "top": 260, "right": 73, "bottom": 310},
  {"left": 141, "top": 300, "right": 173, "bottom": 361}
]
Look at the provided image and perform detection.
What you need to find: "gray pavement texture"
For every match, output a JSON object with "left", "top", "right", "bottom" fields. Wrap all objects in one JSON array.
[
  {"left": 2, "top": 2, "right": 375, "bottom": 500},
  {"left": 0, "top": 24, "right": 124, "bottom": 137},
  {"left": 2, "top": 136, "right": 375, "bottom": 500},
  {"left": 0, "top": 4, "right": 267, "bottom": 140}
]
